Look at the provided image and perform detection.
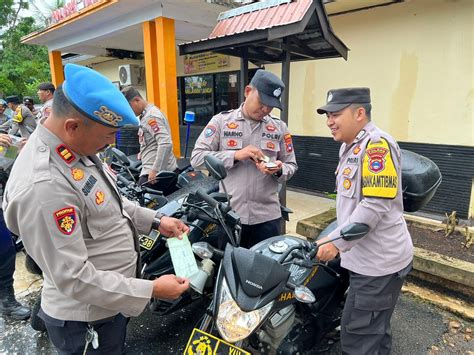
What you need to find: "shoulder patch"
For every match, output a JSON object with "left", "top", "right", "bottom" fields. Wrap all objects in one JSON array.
[
  {"left": 148, "top": 118, "right": 160, "bottom": 133},
  {"left": 54, "top": 207, "right": 77, "bottom": 235},
  {"left": 284, "top": 134, "right": 293, "bottom": 153},
  {"left": 204, "top": 125, "right": 217, "bottom": 138},
  {"left": 56, "top": 144, "right": 76, "bottom": 164},
  {"left": 13, "top": 107, "right": 23, "bottom": 123},
  {"left": 362, "top": 138, "right": 398, "bottom": 198}
]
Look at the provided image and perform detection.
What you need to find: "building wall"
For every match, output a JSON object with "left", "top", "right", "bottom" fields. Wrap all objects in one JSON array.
[{"left": 266, "top": 0, "right": 473, "bottom": 147}]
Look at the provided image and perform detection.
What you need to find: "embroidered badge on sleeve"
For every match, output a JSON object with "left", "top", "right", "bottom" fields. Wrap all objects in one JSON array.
[
  {"left": 362, "top": 138, "right": 398, "bottom": 198},
  {"left": 148, "top": 118, "right": 160, "bottom": 133},
  {"left": 54, "top": 207, "right": 76, "bottom": 235}
]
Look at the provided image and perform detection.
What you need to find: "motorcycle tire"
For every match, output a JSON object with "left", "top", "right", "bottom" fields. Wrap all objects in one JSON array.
[{"left": 30, "top": 295, "right": 46, "bottom": 332}]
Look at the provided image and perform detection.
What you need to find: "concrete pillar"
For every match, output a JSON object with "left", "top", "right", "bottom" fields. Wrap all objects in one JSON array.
[
  {"left": 155, "top": 17, "right": 180, "bottom": 157},
  {"left": 142, "top": 21, "right": 160, "bottom": 106},
  {"left": 48, "top": 51, "right": 64, "bottom": 87}
]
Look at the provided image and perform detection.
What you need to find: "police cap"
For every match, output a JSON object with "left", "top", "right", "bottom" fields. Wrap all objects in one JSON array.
[
  {"left": 250, "top": 69, "right": 285, "bottom": 110},
  {"left": 317, "top": 87, "right": 371, "bottom": 114},
  {"left": 5, "top": 96, "right": 21, "bottom": 105},
  {"left": 38, "top": 82, "right": 55, "bottom": 93},
  {"left": 23, "top": 96, "right": 35, "bottom": 105},
  {"left": 62, "top": 64, "right": 139, "bottom": 127},
  {"left": 0, "top": 99, "right": 6, "bottom": 107}
]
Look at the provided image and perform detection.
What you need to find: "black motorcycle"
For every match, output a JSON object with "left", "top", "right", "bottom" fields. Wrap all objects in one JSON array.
[
  {"left": 105, "top": 146, "right": 206, "bottom": 198},
  {"left": 183, "top": 150, "right": 442, "bottom": 354}
]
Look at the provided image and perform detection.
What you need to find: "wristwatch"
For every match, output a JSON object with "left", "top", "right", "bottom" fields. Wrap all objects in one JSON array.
[{"left": 151, "top": 215, "right": 162, "bottom": 231}]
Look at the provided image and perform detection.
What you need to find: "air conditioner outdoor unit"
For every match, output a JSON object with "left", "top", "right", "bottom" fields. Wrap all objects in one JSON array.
[{"left": 118, "top": 64, "right": 143, "bottom": 86}]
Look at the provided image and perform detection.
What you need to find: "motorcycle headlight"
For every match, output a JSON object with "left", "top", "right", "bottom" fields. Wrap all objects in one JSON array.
[{"left": 216, "top": 278, "right": 273, "bottom": 343}]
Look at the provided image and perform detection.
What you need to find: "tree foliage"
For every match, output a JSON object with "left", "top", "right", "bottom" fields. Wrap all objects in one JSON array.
[{"left": 0, "top": 1, "right": 51, "bottom": 99}]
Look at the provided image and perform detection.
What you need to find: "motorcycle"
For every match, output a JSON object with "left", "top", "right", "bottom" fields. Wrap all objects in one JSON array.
[
  {"left": 183, "top": 150, "right": 442, "bottom": 354},
  {"left": 105, "top": 146, "right": 207, "bottom": 197},
  {"left": 180, "top": 157, "right": 363, "bottom": 354}
]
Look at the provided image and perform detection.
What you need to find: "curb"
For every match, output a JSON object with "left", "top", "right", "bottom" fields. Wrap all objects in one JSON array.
[{"left": 296, "top": 211, "right": 474, "bottom": 319}]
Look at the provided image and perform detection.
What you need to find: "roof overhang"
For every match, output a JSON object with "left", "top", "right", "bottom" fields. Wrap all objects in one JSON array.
[{"left": 179, "top": 0, "right": 349, "bottom": 65}]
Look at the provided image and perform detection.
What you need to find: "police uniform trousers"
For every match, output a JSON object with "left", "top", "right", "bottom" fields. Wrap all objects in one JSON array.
[
  {"left": 0, "top": 209, "right": 16, "bottom": 297},
  {"left": 240, "top": 217, "right": 282, "bottom": 249},
  {"left": 39, "top": 308, "right": 129, "bottom": 355},
  {"left": 340, "top": 262, "right": 412, "bottom": 355}
]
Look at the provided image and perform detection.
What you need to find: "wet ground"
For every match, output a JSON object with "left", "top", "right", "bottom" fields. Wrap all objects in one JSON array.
[{"left": 1, "top": 287, "right": 472, "bottom": 354}]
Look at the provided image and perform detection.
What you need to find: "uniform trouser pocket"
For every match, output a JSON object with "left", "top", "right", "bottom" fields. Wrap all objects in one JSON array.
[{"left": 345, "top": 293, "right": 392, "bottom": 335}]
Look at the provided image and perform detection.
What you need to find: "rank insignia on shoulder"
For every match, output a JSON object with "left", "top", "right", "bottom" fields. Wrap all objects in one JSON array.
[
  {"left": 95, "top": 191, "right": 105, "bottom": 205},
  {"left": 148, "top": 118, "right": 160, "bottom": 133},
  {"left": 71, "top": 168, "right": 84, "bottom": 181},
  {"left": 54, "top": 207, "right": 76, "bottom": 235},
  {"left": 226, "top": 122, "right": 238, "bottom": 129},
  {"left": 56, "top": 144, "right": 76, "bottom": 164}
]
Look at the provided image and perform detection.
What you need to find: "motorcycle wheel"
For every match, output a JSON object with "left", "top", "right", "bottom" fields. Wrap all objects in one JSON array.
[{"left": 30, "top": 295, "right": 46, "bottom": 332}]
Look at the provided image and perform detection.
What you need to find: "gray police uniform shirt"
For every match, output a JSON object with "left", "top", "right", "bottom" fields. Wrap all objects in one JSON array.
[
  {"left": 328, "top": 121, "right": 413, "bottom": 277},
  {"left": 138, "top": 104, "right": 177, "bottom": 176},
  {"left": 2, "top": 122, "right": 156, "bottom": 322},
  {"left": 0, "top": 112, "right": 8, "bottom": 126},
  {"left": 9, "top": 104, "right": 37, "bottom": 138},
  {"left": 191, "top": 106, "right": 298, "bottom": 225},
  {"left": 37, "top": 98, "right": 53, "bottom": 121}
]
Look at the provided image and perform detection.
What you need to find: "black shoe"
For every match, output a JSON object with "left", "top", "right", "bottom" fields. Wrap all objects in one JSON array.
[{"left": 0, "top": 297, "right": 31, "bottom": 320}]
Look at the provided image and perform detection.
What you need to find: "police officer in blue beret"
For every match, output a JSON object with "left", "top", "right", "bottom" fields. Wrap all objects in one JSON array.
[{"left": 3, "top": 64, "right": 190, "bottom": 353}]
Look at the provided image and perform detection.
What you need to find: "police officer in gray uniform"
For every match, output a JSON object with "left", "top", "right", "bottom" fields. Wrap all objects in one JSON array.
[
  {"left": 5, "top": 95, "right": 37, "bottom": 138},
  {"left": 122, "top": 86, "right": 178, "bottom": 192},
  {"left": 316, "top": 88, "right": 413, "bottom": 355},
  {"left": 36, "top": 82, "right": 55, "bottom": 121},
  {"left": 3, "top": 64, "right": 189, "bottom": 354},
  {"left": 0, "top": 99, "right": 8, "bottom": 126},
  {"left": 191, "top": 70, "right": 298, "bottom": 248}
]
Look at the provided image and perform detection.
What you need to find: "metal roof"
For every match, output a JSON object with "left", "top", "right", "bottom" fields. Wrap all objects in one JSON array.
[{"left": 179, "top": 0, "right": 348, "bottom": 65}]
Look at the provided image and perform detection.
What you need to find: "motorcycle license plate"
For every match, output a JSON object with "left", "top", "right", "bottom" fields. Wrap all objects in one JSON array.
[
  {"left": 184, "top": 328, "right": 250, "bottom": 355},
  {"left": 139, "top": 230, "right": 160, "bottom": 250}
]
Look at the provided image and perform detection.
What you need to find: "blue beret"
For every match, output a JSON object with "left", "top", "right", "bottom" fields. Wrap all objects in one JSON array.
[{"left": 62, "top": 64, "right": 139, "bottom": 127}]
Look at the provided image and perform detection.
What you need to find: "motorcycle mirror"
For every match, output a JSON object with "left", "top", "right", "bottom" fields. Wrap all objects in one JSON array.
[
  {"left": 110, "top": 147, "right": 131, "bottom": 166},
  {"left": 192, "top": 242, "right": 215, "bottom": 259},
  {"left": 340, "top": 223, "right": 370, "bottom": 241},
  {"left": 294, "top": 285, "right": 316, "bottom": 304},
  {"left": 204, "top": 155, "right": 227, "bottom": 181}
]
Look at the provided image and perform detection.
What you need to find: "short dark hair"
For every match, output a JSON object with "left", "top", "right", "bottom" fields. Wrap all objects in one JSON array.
[
  {"left": 350, "top": 103, "right": 372, "bottom": 120},
  {"left": 121, "top": 86, "right": 142, "bottom": 102},
  {"left": 52, "top": 85, "right": 82, "bottom": 119},
  {"left": 38, "top": 82, "right": 56, "bottom": 93}
]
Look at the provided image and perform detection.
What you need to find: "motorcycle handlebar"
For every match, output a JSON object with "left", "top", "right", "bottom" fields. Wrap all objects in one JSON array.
[
  {"left": 116, "top": 174, "right": 132, "bottom": 186},
  {"left": 195, "top": 188, "right": 219, "bottom": 209}
]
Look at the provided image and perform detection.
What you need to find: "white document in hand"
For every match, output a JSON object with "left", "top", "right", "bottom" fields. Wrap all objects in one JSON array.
[{"left": 167, "top": 233, "right": 199, "bottom": 279}]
